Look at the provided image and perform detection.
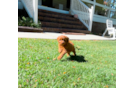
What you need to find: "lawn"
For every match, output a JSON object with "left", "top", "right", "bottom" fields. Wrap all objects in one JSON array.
[{"left": 18, "top": 38, "right": 116, "bottom": 88}]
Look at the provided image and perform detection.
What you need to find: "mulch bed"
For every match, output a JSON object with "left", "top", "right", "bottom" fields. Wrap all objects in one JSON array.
[
  {"left": 18, "top": 26, "right": 89, "bottom": 35},
  {"left": 18, "top": 26, "right": 43, "bottom": 32}
]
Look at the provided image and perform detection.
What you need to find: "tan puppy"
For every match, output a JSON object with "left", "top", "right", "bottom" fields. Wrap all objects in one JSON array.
[{"left": 57, "top": 35, "right": 76, "bottom": 60}]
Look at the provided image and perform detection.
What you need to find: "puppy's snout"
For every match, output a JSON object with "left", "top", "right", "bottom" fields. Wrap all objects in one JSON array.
[
  {"left": 61, "top": 41, "right": 65, "bottom": 44},
  {"left": 59, "top": 40, "right": 65, "bottom": 45}
]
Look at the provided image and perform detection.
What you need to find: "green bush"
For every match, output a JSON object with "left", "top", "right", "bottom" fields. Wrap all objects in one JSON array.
[{"left": 18, "top": 16, "right": 41, "bottom": 28}]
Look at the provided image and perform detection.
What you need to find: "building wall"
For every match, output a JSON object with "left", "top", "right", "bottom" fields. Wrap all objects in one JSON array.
[
  {"left": 38, "top": 0, "right": 42, "bottom": 5},
  {"left": 92, "top": 21, "right": 116, "bottom": 36},
  {"left": 93, "top": 15, "right": 116, "bottom": 25},
  {"left": 18, "top": 0, "right": 23, "bottom": 9},
  {"left": 38, "top": 0, "right": 69, "bottom": 11},
  {"left": 53, "top": 0, "right": 69, "bottom": 11},
  {"left": 19, "top": 0, "right": 116, "bottom": 35}
]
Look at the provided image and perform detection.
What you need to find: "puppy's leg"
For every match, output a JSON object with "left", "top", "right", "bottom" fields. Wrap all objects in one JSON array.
[
  {"left": 57, "top": 51, "right": 66, "bottom": 60},
  {"left": 73, "top": 50, "right": 76, "bottom": 56},
  {"left": 67, "top": 52, "right": 70, "bottom": 56},
  {"left": 58, "top": 49, "right": 62, "bottom": 53}
]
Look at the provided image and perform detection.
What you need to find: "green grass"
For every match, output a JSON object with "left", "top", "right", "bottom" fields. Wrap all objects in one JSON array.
[{"left": 18, "top": 38, "right": 116, "bottom": 88}]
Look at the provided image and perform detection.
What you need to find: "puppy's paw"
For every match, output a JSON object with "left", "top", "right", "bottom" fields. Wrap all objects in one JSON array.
[
  {"left": 67, "top": 54, "right": 70, "bottom": 57},
  {"left": 57, "top": 58, "right": 61, "bottom": 60},
  {"left": 57, "top": 57, "right": 61, "bottom": 60},
  {"left": 73, "top": 53, "right": 76, "bottom": 56},
  {"left": 66, "top": 52, "right": 70, "bottom": 57}
]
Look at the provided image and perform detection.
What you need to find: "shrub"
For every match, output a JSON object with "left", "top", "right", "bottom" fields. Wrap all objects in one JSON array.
[{"left": 18, "top": 16, "right": 41, "bottom": 28}]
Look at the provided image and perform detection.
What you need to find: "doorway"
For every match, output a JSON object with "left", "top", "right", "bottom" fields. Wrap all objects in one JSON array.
[
  {"left": 40, "top": 0, "right": 70, "bottom": 13},
  {"left": 42, "top": 0, "right": 53, "bottom": 7},
  {"left": 67, "top": 0, "right": 70, "bottom": 8}
]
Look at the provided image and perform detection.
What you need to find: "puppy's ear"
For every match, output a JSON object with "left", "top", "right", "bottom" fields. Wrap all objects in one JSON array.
[
  {"left": 57, "top": 37, "right": 59, "bottom": 41},
  {"left": 65, "top": 36, "right": 69, "bottom": 42}
]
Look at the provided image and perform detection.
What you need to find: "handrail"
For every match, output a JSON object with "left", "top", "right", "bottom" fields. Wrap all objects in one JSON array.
[
  {"left": 82, "top": 0, "right": 116, "bottom": 11},
  {"left": 79, "top": 0, "right": 90, "bottom": 10},
  {"left": 70, "top": 0, "right": 94, "bottom": 31}
]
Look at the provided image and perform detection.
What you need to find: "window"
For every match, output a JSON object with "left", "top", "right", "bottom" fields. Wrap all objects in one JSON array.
[
  {"left": 95, "top": 6, "right": 109, "bottom": 17},
  {"left": 82, "top": 0, "right": 116, "bottom": 19},
  {"left": 96, "top": 0, "right": 116, "bottom": 9},
  {"left": 96, "top": 0, "right": 104, "bottom": 4},
  {"left": 109, "top": 11, "right": 116, "bottom": 19}
]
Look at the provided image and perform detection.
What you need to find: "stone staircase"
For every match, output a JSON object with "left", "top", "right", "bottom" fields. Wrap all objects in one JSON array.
[{"left": 38, "top": 9, "right": 90, "bottom": 34}]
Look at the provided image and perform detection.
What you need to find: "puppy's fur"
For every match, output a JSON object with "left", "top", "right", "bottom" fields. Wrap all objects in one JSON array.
[{"left": 57, "top": 35, "right": 76, "bottom": 60}]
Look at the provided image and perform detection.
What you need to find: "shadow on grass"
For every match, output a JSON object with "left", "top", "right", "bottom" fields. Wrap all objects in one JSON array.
[{"left": 62, "top": 55, "right": 88, "bottom": 62}]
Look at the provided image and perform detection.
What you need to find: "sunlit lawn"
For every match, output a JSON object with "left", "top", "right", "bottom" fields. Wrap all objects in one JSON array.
[{"left": 18, "top": 38, "right": 116, "bottom": 88}]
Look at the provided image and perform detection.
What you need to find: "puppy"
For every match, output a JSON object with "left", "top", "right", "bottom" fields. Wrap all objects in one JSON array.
[{"left": 57, "top": 35, "right": 76, "bottom": 60}]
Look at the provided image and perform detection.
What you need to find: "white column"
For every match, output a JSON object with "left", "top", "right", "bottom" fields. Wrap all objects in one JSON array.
[
  {"left": 70, "top": 0, "right": 74, "bottom": 15},
  {"left": 33, "top": 0, "right": 38, "bottom": 24},
  {"left": 89, "top": 6, "right": 94, "bottom": 31},
  {"left": 108, "top": 9, "right": 110, "bottom": 18}
]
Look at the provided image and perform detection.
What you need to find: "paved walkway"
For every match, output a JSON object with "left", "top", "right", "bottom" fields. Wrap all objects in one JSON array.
[{"left": 18, "top": 32, "right": 115, "bottom": 40}]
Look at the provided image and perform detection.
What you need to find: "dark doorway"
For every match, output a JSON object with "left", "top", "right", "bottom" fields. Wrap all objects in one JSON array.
[
  {"left": 67, "top": 0, "right": 70, "bottom": 8},
  {"left": 42, "top": 0, "right": 53, "bottom": 7}
]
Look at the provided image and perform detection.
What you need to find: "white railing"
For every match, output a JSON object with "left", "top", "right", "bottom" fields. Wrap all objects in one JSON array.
[
  {"left": 70, "top": 0, "right": 94, "bottom": 31},
  {"left": 21, "top": 0, "right": 38, "bottom": 24},
  {"left": 81, "top": 0, "right": 116, "bottom": 25}
]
